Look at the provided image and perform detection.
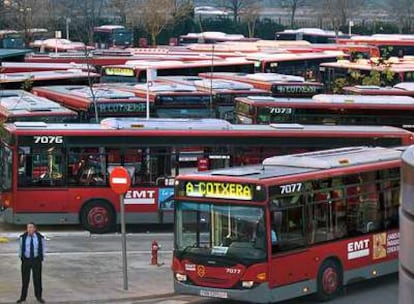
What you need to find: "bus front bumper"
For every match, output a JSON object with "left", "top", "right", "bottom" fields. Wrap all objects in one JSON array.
[{"left": 174, "top": 280, "right": 272, "bottom": 303}]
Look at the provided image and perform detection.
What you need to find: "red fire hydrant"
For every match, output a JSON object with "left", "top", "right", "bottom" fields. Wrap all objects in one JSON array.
[{"left": 151, "top": 240, "right": 159, "bottom": 265}]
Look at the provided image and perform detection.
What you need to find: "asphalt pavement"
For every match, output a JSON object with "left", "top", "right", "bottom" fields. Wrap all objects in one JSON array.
[{"left": 0, "top": 219, "right": 177, "bottom": 304}]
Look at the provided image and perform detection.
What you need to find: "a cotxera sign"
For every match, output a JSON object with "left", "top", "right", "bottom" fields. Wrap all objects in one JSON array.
[
  {"left": 109, "top": 166, "right": 131, "bottom": 194},
  {"left": 184, "top": 181, "right": 253, "bottom": 200}
]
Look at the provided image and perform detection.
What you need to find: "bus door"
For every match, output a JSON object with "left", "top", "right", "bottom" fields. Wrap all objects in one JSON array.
[
  {"left": 16, "top": 145, "right": 69, "bottom": 213},
  {"left": 268, "top": 184, "right": 311, "bottom": 288}
]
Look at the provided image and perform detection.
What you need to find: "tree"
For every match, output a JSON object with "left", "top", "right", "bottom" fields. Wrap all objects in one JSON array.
[
  {"left": 130, "top": 0, "right": 192, "bottom": 46},
  {"left": 108, "top": 0, "right": 130, "bottom": 25},
  {"left": 386, "top": 0, "right": 414, "bottom": 33},
  {"left": 240, "top": 1, "right": 262, "bottom": 37},
  {"left": 311, "top": 0, "right": 366, "bottom": 34},
  {"left": 279, "top": 0, "right": 307, "bottom": 28},
  {"left": 219, "top": 0, "right": 259, "bottom": 22}
]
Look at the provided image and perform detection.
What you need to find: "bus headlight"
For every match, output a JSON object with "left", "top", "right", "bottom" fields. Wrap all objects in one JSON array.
[
  {"left": 175, "top": 273, "right": 187, "bottom": 282},
  {"left": 242, "top": 281, "right": 254, "bottom": 288}
]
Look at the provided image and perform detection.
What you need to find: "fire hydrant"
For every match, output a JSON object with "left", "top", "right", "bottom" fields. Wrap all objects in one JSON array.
[{"left": 151, "top": 240, "right": 159, "bottom": 265}]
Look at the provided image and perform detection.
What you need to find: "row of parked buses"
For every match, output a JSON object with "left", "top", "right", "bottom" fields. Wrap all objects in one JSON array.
[{"left": 3, "top": 73, "right": 414, "bottom": 132}]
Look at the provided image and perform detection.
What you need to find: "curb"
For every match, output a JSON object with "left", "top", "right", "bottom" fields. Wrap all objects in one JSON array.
[
  {"left": 0, "top": 231, "right": 90, "bottom": 239},
  {"left": 0, "top": 293, "right": 177, "bottom": 304}
]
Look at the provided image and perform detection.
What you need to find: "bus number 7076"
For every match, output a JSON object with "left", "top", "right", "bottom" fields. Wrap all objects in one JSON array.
[{"left": 33, "top": 136, "right": 64, "bottom": 144}]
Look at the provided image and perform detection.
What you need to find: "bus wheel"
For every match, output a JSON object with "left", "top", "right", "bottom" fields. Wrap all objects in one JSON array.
[
  {"left": 316, "top": 259, "right": 342, "bottom": 302},
  {"left": 81, "top": 201, "right": 115, "bottom": 234}
]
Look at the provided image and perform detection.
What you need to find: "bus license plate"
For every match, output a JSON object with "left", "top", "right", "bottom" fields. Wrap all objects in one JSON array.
[{"left": 200, "top": 290, "right": 228, "bottom": 299}]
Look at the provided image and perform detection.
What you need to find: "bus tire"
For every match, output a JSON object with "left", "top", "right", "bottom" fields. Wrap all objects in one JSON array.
[
  {"left": 316, "top": 258, "right": 343, "bottom": 302},
  {"left": 80, "top": 200, "right": 115, "bottom": 234}
]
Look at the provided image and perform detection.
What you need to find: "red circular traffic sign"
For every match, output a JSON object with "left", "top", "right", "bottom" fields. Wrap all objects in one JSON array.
[{"left": 109, "top": 167, "right": 131, "bottom": 194}]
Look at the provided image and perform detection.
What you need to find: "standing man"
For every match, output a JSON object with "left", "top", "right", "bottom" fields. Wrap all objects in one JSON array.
[{"left": 17, "top": 222, "right": 46, "bottom": 303}]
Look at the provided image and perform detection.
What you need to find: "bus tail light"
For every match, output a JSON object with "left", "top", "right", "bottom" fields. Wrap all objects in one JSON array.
[
  {"left": 256, "top": 272, "right": 267, "bottom": 282},
  {"left": 2, "top": 193, "right": 12, "bottom": 208}
]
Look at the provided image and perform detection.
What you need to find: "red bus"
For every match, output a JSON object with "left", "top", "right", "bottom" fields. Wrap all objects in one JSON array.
[
  {"left": 103, "top": 82, "right": 213, "bottom": 118},
  {"left": 320, "top": 60, "right": 414, "bottom": 92},
  {"left": 0, "top": 119, "right": 411, "bottom": 233},
  {"left": 0, "top": 90, "right": 77, "bottom": 123},
  {"left": 234, "top": 94, "right": 414, "bottom": 129},
  {"left": 32, "top": 85, "right": 153, "bottom": 122},
  {"left": 337, "top": 34, "right": 414, "bottom": 58},
  {"left": 343, "top": 82, "right": 414, "bottom": 96},
  {"left": 172, "top": 146, "right": 401, "bottom": 302},
  {"left": 0, "top": 70, "right": 100, "bottom": 89},
  {"left": 245, "top": 52, "right": 343, "bottom": 78},
  {"left": 100, "top": 59, "right": 255, "bottom": 83},
  {"left": 198, "top": 72, "right": 325, "bottom": 97},
  {"left": 158, "top": 76, "right": 270, "bottom": 121}
]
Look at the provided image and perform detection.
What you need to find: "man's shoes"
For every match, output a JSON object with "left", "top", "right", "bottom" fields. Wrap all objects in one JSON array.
[
  {"left": 36, "top": 298, "right": 46, "bottom": 303},
  {"left": 16, "top": 299, "right": 25, "bottom": 303}
]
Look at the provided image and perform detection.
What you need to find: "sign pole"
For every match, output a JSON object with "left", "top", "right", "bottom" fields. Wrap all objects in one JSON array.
[
  {"left": 109, "top": 166, "right": 131, "bottom": 291},
  {"left": 120, "top": 193, "right": 128, "bottom": 290}
]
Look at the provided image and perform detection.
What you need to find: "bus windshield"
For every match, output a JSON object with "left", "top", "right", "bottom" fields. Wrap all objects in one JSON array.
[
  {"left": 0, "top": 144, "right": 13, "bottom": 191},
  {"left": 113, "top": 31, "right": 133, "bottom": 45},
  {"left": 175, "top": 201, "right": 267, "bottom": 263}
]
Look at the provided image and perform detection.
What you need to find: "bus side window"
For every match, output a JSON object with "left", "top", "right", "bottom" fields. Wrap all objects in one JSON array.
[
  {"left": 359, "top": 171, "right": 380, "bottom": 233},
  {"left": 308, "top": 179, "right": 334, "bottom": 244},
  {"left": 379, "top": 168, "right": 400, "bottom": 229}
]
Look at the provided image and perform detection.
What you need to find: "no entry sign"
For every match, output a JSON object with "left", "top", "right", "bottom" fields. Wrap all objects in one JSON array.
[{"left": 109, "top": 167, "right": 131, "bottom": 195}]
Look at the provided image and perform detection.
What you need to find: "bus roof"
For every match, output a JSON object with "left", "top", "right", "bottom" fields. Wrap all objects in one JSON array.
[
  {"left": 0, "top": 90, "right": 76, "bottom": 117},
  {"left": 313, "top": 94, "right": 414, "bottom": 105},
  {"left": 199, "top": 72, "right": 307, "bottom": 83},
  {"left": 235, "top": 94, "right": 414, "bottom": 109},
  {"left": 32, "top": 85, "right": 146, "bottom": 102},
  {"left": 343, "top": 83, "right": 414, "bottom": 95},
  {"left": 132, "top": 82, "right": 201, "bottom": 93},
  {"left": 157, "top": 76, "right": 269, "bottom": 94},
  {"left": 3, "top": 118, "right": 412, "bottom": 137},
  {"left": 193, "top": 79, "right": 254, "bottom": 90},
  {"left": 178, "top": 146, "right": 403, "bottom": 182},
  {"left": 94, "top": 25, "right": 126, "bottom": 30},
  {"left": 320, "top": 60, "right": 414, "bottom": 72},
  {"left": 1, "top": 62, "right": 95, "bottom": 72},
  {"left": 0, "top": 70, "right": 100, "bottom": 83},
  {"left": 245, "top": 52, "right": 344, "bottom": 61},
  {"left": 276, "top": 28, "right": 343, "bottom": 37},
  {"left": 104, "top": 58, "right": 253, "bottom": 70}
]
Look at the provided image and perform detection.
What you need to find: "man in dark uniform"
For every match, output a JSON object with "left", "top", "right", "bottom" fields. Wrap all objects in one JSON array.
[{"left": 17, "top": 222, "right": 46, "bottom": 303}]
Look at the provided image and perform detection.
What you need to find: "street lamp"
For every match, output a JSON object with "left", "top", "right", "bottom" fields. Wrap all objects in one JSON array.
[
  {"left": 349, "top": 20, "right": 354, "bottom": 36},
  {"left": 66, "top": 17, "right": 71, "bottom": 40}
]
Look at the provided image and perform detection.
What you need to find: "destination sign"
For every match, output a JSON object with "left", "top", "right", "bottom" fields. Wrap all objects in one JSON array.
[
  {"left": 272, "top": 85, "right": 322, "bottom": 96},
  {"left": 185, "top": 181, "right": 253, "bottom": 200},
  {"left": 103, "top": 67, "right": 134, "bottom": 77},
  {"left": 97, "top": 103, "right": 146, "bottom": 113}
]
